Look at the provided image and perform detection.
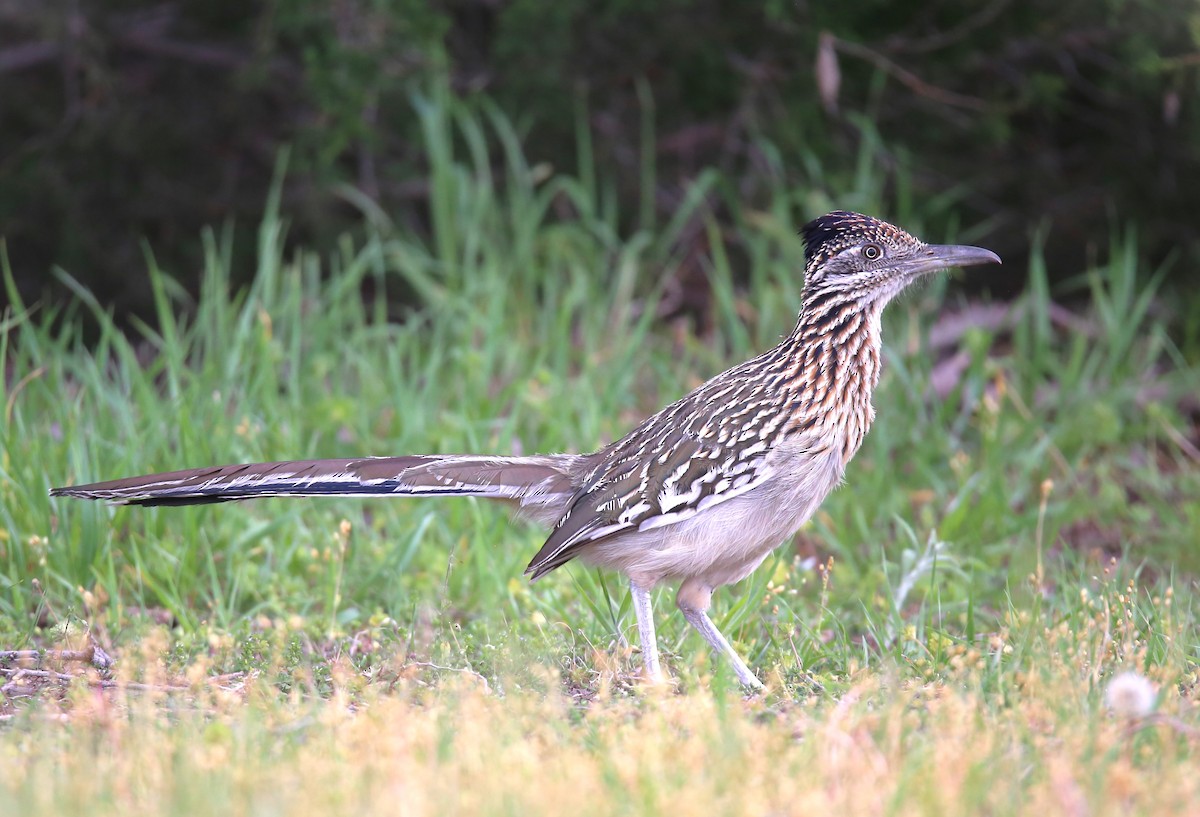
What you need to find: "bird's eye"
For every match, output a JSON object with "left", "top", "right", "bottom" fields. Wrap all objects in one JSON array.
[{"left": 863, "top": 244, "right": 882, "bottom": 260}]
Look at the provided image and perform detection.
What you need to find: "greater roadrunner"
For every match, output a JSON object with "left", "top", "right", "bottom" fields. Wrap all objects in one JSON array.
[{"left": 52, "top": 211, "right": 1000, "bottom": 688}]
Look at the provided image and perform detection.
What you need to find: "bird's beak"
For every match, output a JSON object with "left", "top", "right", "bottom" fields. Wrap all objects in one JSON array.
[{"left": 899, "top": 244, "right": 1002, "bottom": 277}]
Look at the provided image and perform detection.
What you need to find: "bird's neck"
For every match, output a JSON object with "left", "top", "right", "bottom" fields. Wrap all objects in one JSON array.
[{"left": 771, "top": 291, "right": 884, "bottom": 460}]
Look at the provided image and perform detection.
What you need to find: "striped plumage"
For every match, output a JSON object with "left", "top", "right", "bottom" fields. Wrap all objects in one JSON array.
[{"left": 52, "top": 211, "right": 1001, "bottom": 688}]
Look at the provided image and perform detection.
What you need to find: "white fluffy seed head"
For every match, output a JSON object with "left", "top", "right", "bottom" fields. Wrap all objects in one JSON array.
[{"left": 1104, "top": 671, "right": 1157, "bottom": 718}]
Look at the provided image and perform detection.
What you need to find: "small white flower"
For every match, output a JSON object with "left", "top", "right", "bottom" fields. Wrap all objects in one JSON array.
[{"left": 1104, "top": 671, "right": 1158, "bottom": 718}]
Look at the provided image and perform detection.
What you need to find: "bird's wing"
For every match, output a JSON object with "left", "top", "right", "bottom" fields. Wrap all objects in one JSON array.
[{"left": 524, "top": 375, "right": 792, "bottom": 579}]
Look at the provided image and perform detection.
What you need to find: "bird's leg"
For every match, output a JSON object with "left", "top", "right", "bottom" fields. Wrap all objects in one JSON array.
[
  {"left": 677, "top": 579, "right": 764, "bottom": 690},
  {"left": 629, "top": 581, "right": 663, "bottom": 682}
]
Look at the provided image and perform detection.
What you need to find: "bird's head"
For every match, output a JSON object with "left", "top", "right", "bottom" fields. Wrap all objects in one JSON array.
[{"left": 800, "top": 211, "right": 1001, "bottom": 306}]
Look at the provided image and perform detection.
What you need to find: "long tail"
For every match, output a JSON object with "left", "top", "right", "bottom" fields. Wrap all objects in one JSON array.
[{"left": 51, "top": 454, "right": 582, "bottom": 525}]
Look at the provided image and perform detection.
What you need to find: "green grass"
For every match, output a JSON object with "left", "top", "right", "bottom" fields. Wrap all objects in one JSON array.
[{"left": 2, "top": 93, "right": 1199, "bottom": 814}]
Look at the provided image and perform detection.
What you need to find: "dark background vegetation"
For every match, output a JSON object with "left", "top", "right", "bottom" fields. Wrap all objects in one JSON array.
[{"left": 2, "top": 0, "right": 1198, "bottom": 319}]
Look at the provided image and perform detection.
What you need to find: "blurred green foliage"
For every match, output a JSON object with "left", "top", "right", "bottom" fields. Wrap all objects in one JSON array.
[{"left": 1, "top": 0, "right": 1198, "bottom": 318}]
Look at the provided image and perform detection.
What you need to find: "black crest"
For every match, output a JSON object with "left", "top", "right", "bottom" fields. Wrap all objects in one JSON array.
[{"left": 801, "top": 211, "right": 917, "bottom": 271}]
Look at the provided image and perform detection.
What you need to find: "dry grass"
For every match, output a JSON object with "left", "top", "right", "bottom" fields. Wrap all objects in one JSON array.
[
  {"left": 3, "top": 673, "right": 1195, "bottom": 816},
  {"left": 3, "top": 584, "right": 1197, "bottom": 817}
]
